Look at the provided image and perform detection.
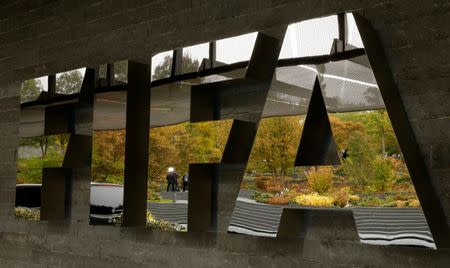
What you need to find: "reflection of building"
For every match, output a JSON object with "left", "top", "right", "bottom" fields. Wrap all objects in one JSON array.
[{"left": 1, "top": 5, "right": 450, "bottom": 268}]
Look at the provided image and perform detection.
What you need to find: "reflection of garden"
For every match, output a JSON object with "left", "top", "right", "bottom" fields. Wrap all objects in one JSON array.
[
  {"left": 243, "top": 164, "right": 419, "bottom": 208},
  {"left": 17, "top": 109, "right": 419, "bottom": 208}
]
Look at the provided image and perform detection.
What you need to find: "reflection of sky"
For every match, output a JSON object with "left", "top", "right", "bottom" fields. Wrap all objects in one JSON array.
[
  {"left": 346, "top": 13, "right": 364, "bottom": 48},
  {"left": 280, "top": 15, "right": 338, "bottom": 58},
  {"left": 217, "top": 32, "right": 258, "bottom": 64},
  {"left": 38, "top": 13, "right": 364, "bottom": 91}
]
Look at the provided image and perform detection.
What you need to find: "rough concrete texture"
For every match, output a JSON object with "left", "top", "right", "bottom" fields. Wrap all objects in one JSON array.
[
  {"left": 0, "top": 220, "right": 449, "bottom": 267},
  {"left": 0, "top": 0, "right": 450, "bottom": 266},
  {"left": 277, "top": 208, "right": 359, "bottom": 242}
]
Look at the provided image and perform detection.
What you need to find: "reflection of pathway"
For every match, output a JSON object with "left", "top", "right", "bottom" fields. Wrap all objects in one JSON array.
[
  {"left": 149, "top": 190, "right": 435, "bottom": 249},
  {"left": 353, "top": 207, "right": 435, "bottom": 248}
]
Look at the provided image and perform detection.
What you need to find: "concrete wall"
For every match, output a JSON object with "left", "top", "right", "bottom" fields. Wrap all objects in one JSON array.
[
  {"left": 0, "top": 220, "right": 449, "bottom": 267},
  {"left": 0, "top": 0, "right": 449, "bottom": 266}
]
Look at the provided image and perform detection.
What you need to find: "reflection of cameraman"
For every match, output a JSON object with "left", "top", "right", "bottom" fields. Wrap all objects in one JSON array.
[{"left": 182, "top": 173, "right": 189, "bottom": 192}]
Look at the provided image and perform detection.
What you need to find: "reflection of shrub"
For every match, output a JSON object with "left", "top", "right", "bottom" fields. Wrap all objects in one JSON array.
[
  {"left": 332, "top": 187, "right": 350, "bottom": 208},
  {"left": 408, "top": 199, "right": 420, "bottom": 207},
  {"left": 348, "top": 194, "right": 360, "bottom": 206},
  {"left": 250, "top": 191, "right": 273, "bottom": 203},
  {"left": 305, "top": 167, "right": 333, "bottom": 194},
  {"left": 266, "top": 196, "right": 289, "bottom": 205},
  {"left": 113, "top": 212, "right": 181, "bottom": 231},
  {"left": 14, "top": 207, "right": 40, "bottom": 221},
  {"left": 392, "top": 199, "right": 420, "bottom": 208},
  {"left": 282, "top": 189, "right": 299, "bottom": 203},
  {"left": 254, "top": 177, "right": 284, "bottom": 194},
  {"left": 294, "top": 193, "right": 333, "bottom": 207},
  {"left": 394, "top": 200, "right": 408, "bottom": 208},
  {"left": 255, "top": 177, "right": 270, "bottom": 191},
  {"left": 241, "top": 179, "right": 255, "bottom": 190},
  {"left": 146, "top": 212, "right": 183, "bottom": 231},
  {"left": 150, "top": 192, "right": 161, "bottom": 200},
  {"left": 352, "top": 196, "right": 397, "bottom": 207},
  {"left": 265, "top": 181, "right": 284, "bottom": 194}
]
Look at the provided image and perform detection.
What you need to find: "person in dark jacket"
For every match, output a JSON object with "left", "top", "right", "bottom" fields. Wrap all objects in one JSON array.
[
  {"left": 166, "top": 167, "right": 179, "bottom": 192},
  {"left": 182, "top": 173, "right": 189, "bottom": 192}
]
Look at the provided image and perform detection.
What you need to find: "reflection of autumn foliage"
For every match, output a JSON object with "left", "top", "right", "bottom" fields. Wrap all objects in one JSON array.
[
  {"left": 305, "top": 167, "right": 334, "bottom": 194},
  {"left": 18, "top": 107, "right": 419, "bottom": 207},
  {"left": 266, "top": 196, "right": 289, "bottom": 205},
  {"left": 92, "top": 131, "right": 125, "bottom": 183},
  {"left": 390, "top": 156, "right": 410, "bottom": 181},
  {"left": 332, "top": 187, "right": 351, "bottom": 208},
  {"left": 371, "top": 156, "right": 394, "bottom": 192},
  {"left": 90, "top": 121, "right": 232, "bottom": 191},
  {"left": 249, "top": 116, "right": 301, "bottom": 181},
  {"left": 18, "top": 57, "right": 417, "bottom": 207},
  {"left": 254, "top": 176, "right": 284, "bottom": 194},
  {"left": 329, "top": 115, "right": 365, "bottom": 150},
  {"left": 294, "top": 193, "right": 333, "bottom": 207}
]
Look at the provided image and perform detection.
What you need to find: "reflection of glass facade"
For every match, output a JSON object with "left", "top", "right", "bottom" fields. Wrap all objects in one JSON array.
[
  {"left": 265, "top": 57, "right": 383, "bottom": 117},
  {"left": 19, "top": 14, "right": 383, "bottom": 137}
]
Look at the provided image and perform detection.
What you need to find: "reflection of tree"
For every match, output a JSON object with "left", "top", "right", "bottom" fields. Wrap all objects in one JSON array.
[
  {"left": 153, "top": 55, "right": 172, "bottom": 79},
  {"left": 114, "top": 60, "right": 128, "bottom": 82},
  {"left": 20, "top": 71, "right": 81, "bottom": 158},
  {"left": 20, "top": 79, "right": 42, "bottom": 103},
  {"left": 181, "top": 52, "right": 200, "bottom": 74},
  {"left": 20, "top": 79, "right": 52, "bottom": 157},
  {"left": 365, "top": 110, "right": 398, "bottom": 156},
  {"left": 153, "top": 54, "right": 200, "bottom": 80},
  {"left": 249, "top": 116, "right": 302, "bottom": 181},
  {"left": 20, "top": 135, "right": 53, "bottom": 158},
  {"left": 113, "top": 54, "right": 200, "bottom": 82},
  {"left": 92, "top": 131, "right": 125, "bottom": 182},
  {"left": 56, "top": 70, "right": 83, "bottom": 94}
]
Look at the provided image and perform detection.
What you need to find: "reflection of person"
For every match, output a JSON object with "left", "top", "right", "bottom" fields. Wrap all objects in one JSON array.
[
  {"left": 182, "top": 173, "right": 189, "bottom": 192},
  {"left": 166, "top": 167, "right": 179, "bottom": 192},
  {"left": 340, "top": 149, "right": 349, "bottom": 159}
]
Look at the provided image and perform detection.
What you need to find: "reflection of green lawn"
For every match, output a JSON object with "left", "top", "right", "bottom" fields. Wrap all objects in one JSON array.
[{"left": 147, "top": 199, "right": 173, "bottom": 204}]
